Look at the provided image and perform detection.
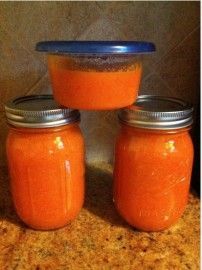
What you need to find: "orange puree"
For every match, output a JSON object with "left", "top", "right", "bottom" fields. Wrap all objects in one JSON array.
[
  {"left": 113, "top": 125, "right": 194, "bottom": 231},
  {"left": 48, "top": 55, "right": 142, "bottom": 110},
  {"left": 7, "top": 123, "right": 85, "bottom": 230}
]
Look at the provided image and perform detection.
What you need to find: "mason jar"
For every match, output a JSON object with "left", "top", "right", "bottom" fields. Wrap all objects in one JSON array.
[
  {"left": 5, "top": 95, "right": 85, "bottom": 230},
  {"left": 113, "top": 95, "right": 194, "bottom": 231}
]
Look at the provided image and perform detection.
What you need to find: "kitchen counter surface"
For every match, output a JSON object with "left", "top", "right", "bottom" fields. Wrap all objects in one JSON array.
[{"left": 0, "top": 163, "right": 200, "bottom": 270}]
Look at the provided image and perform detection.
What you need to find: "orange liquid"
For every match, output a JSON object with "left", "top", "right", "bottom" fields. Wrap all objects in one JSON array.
[
  {"left": 6, "top": 123, "right": 85, "bottom": 230},
  {"left": 48, "top": 55, "right": 142, "bottom": 110},
  {"left": 113, "top": 125, "right": 194, "bottom": 231}
]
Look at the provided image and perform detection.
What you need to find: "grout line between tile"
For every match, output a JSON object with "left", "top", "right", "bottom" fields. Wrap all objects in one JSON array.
[
  {"left": 142, "top": 71, "right": 155, "bottom": 83},
  {"left": 153, "top": 25, "right": 200, "bottom": 67},
  {"left": 0, "top": 24, "right": 46, "bottom": 68},
  {"left": 25, "top": 71, "right": 48, "bottom": 96},
  {"left": 150, "top": 69, "right": 176, "bottom": 94}
]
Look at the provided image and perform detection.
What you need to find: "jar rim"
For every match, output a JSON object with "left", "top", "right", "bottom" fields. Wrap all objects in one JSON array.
[
  {"left": 118, "top": 95, "right": 193, "bottom": 130},
  {"left": 5, "top": 95, "right": 80, "bottom": 128}
]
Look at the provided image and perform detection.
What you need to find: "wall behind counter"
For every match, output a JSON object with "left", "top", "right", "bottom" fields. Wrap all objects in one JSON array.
[{"left": 0, "top": 1, "right": 200, "bottom": 166}]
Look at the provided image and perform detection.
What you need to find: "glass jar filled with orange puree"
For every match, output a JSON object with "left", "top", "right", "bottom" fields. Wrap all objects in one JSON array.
[
  {"left": 5, "top": 95, "right": 85, "bottom": 230},
  {"left": 114, "top": 95, "right": 194, "bottom": 232}
]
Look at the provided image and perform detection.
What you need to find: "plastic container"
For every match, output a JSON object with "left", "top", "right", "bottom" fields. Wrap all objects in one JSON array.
[
  {"left": 36, "top": 41, "right": 155, "bottom": 110},
  {"left": 5, "top": 95, "right": 85, "bottom": 230},
  {"left": 113, "top": 95, "right": 194, "bottom": 231}
]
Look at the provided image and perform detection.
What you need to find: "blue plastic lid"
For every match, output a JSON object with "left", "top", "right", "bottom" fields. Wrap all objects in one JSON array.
[{"left": 36, "top": 41, "right": 155, "bottom": 54}]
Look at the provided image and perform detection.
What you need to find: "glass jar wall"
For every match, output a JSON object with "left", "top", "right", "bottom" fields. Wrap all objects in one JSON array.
[
  {"left": 5, "top": 95, "right": 85, "bottom": 230},
  {"left": 113, "top": 95, "right": 194, "bottom": 231}
]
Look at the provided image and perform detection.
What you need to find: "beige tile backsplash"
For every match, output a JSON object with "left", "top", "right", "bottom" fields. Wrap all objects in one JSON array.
[{"left": 0, "top": 1, "right": 199, "bottom": 166}]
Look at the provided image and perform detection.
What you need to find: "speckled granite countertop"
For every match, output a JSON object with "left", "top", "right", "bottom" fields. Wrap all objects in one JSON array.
[{"left": 0, "top": 163, "right": 200, "bottom": 270}]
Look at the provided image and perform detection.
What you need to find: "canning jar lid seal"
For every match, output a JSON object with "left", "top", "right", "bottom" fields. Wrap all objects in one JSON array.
[
  {"left": 36, "top": 41, "right": 156, "bottom": 54},
  {"left": 5, "top": 95, "right": 80, "bottom": 128},
  {"left": 118, "top": 95, "right": 193, "bottom": 130}
]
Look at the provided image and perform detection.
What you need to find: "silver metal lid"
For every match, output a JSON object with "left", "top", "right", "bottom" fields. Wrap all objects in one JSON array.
[
  {"left": 118, "top": 95, "right": 193, "bottom": 130},
  {"left": 5, "top": 95, "right": 80, "bottom": 128}
]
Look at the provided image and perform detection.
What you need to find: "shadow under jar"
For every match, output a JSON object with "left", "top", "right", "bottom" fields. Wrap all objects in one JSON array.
[
  {"left": 113, "top": 95, "right": 194, "bottom": 232},
  {"left": 36, "top": 41, "right": 155, "bottom": 110},
  {"left": 5, "top": 95, "right": 85, "bottom": 230}
]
